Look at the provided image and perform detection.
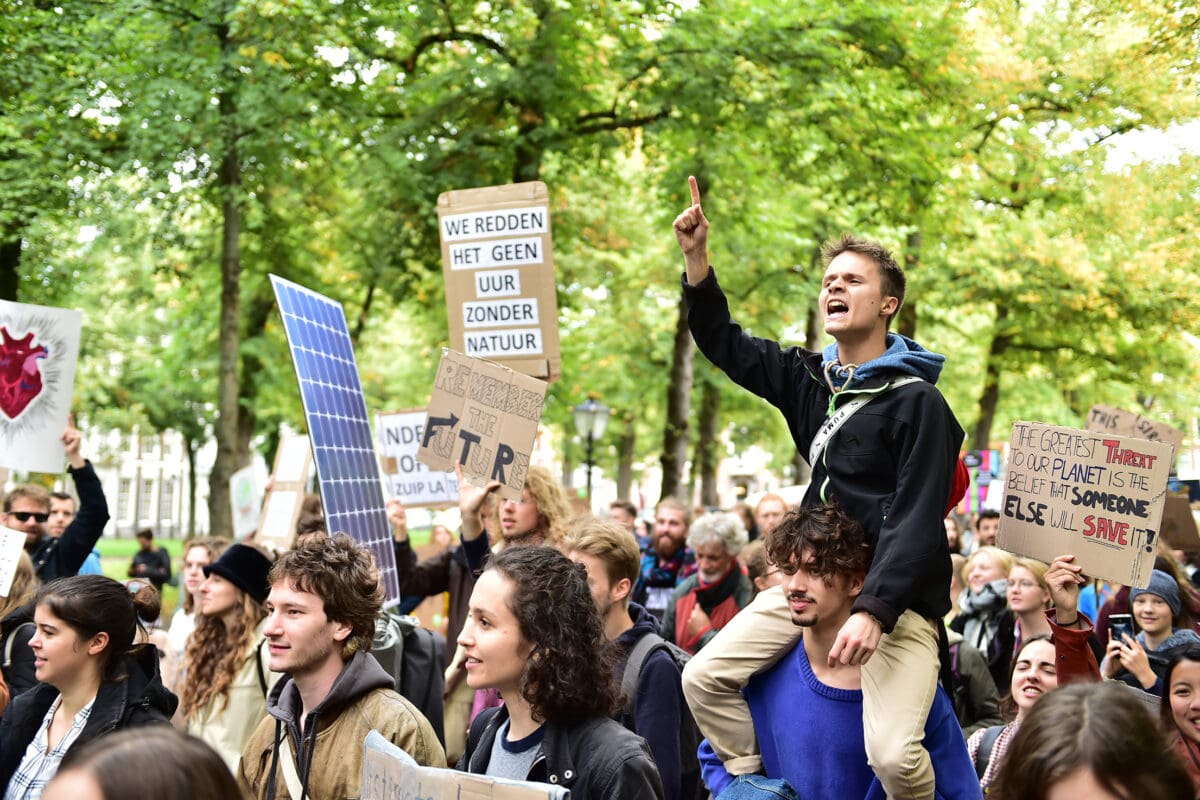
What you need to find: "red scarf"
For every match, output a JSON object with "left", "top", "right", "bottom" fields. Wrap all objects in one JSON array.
[{"left": 675, "top": 563, "right": 743, "bottom": 654}]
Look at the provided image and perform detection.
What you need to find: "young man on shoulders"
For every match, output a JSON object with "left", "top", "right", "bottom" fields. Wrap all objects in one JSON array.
[
  {"left": 674, "top": 177, "right": 965, "bottom": 800},
  {"left": 700, "top": 505, "right": 979, "bottom": 799},
  {"left": 239, "top": 534, "right": 445, "bottom": 800},
  {"left": 565, "top": 518, "right": 695, "bottom": 800}
]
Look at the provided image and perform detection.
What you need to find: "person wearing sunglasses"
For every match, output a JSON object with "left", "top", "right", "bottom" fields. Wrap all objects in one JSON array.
[{"left": 2, "top": 417, "right": 110, "bottom": 583}]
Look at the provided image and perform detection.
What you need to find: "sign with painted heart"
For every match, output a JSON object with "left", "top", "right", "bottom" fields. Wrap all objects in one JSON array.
[{"left": 0, "top": 301, "right": 82, "bottom": 474}]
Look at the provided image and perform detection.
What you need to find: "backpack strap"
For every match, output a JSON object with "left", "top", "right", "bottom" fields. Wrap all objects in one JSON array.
[
  {"left": 621, "top": 633, "right": 668, "bottom": 718},
  {"left": 809, "top": 376, "right": 922, "bottom": 465},
  {"left": 975, "top": 724, "right": 1005, "bottom": 780},
  {"left": 3, "top": 622, "right": 33, "bottom": 670},
  {"left": 255, "top": 637, "right": 268, "bottom": 697}
]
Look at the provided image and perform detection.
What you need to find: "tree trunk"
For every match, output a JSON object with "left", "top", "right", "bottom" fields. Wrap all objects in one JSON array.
[
  {"left": 696, "top": 378, "right": 720, "bottom": 508},
  {"left": 660, "top": 295, "right": 694, "bottom": 501},
  {"left": 897, "top": 230, "right": 920, "bottom": 339},
  {"left": 0, "top": 234, "right": 22, "bottom": 301},
  {"left": 972, "top": 312, "right": 1010, "bottom": 450},
  {"left": 185, "top": 435, "right": 198, "bottom": 537},
  {"left": 615, "top": 415, "right": 635, "bottom": 502},
  {"left": 208, "top": 22, "right": 242, "bottom": 540}
]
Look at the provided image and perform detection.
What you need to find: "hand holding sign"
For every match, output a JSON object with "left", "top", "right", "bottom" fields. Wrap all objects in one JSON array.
[
  {"left": 457, "top": 462, "right": 501, "bottom": 543},
  {"left": 674, "top": 175, "right": 710, "bottom": 285},
  {"left": 1045, "top": 554, "right": 1085, "bottom": 625},
  {"left": 61, "top": 414, "right": 85, "bottom": 470}
]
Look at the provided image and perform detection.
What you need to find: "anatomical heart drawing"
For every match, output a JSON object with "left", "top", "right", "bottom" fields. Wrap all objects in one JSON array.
[{"left": 0, "top": 301, "right": 82, "bottom": 474}]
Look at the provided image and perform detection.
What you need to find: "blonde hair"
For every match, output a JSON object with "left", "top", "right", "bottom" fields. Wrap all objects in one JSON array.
[
  {"left": 1010, "top": 557, "right": 1052, "bottom": 608},
  {"left": 0, "top": 552, "right": 36, "bottom": 619},
  {"left": 521, "top": 465, "right": 571, "bottom": 545},
  {"left": 564, "top": 517, "right": 641, "bottom": 587},
  {"left": 967, "top": 545, "right": 1015, "bottom": 580}
]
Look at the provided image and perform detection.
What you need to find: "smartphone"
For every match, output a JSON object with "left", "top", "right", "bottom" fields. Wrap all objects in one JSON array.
[{"left": 1109, "top": 613, "right": 1134, "bottom": 644}]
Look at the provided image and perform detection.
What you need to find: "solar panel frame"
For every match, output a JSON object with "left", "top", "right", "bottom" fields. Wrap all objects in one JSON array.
[{"left": 270, "top": 275, "right": 399, "bottom": 607}]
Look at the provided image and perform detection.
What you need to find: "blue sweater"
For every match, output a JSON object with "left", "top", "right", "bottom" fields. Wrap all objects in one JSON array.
[{"left": 699, "top": 637, "right": 981, "bottom": 799}]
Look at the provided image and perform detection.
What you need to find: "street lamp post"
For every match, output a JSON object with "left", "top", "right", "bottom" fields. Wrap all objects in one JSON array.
[{"left": 572, "top": 397, "right": 609, "bottom": 506}]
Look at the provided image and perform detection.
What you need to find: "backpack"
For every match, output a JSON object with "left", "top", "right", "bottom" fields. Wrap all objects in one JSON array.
[
  {"left": 371, "top": 612, "right": 447, "bottom": 747},
  {"left": 619, "top": 632, "right": 706, "bottom": 800},
  {"left": 973, "top": 724, "right": 1005, "bottom": 780}
]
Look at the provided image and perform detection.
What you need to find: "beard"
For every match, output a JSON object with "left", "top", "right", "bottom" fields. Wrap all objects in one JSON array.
[{"left": 654, "top": 534, "right": 681, "bottom": 559}]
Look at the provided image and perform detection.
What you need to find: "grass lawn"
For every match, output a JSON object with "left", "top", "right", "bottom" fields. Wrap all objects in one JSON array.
[{"left": 97, "top": 537, "right": 185, "bottom": 620}]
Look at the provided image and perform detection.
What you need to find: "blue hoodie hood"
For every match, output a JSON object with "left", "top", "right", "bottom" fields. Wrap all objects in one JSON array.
[
  {"left": 618, "top": 602, "right": 663, "bottom": 651},
  {"left": 821, "top": 333, "right": 945, "bottom": 389}
]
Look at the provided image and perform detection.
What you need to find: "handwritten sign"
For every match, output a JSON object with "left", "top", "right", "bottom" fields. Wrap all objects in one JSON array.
[
  {"left": 230, "top": 465, "right": 261, "bottom": 541},
  {"left": 1086, "top": 405, "right": 1185, "bottom": 458},
  {"left": 438, "top": 181, "right": 561, "bottom": 381},
  {"left": 361, "top": 731, "right": 568, "bottom": 800},
  {"left": 416, "top": 349, "right": 546, "bottom": 502},
  {"left": 998, "top": 421, "right": 1172, "bottom": 588},
  {"left": 0, "top": 526, "right": 26, "bottom": 598},
  {"left": 1160, "top": 495, "right": 1200, "bottom": 553},
  {"left": 376, "top": 409, "right": 458, "bottom": 508}
]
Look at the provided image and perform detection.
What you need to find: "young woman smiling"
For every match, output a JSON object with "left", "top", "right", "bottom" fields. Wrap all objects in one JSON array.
[
  {"left": 0, "top": 576, "right": 176, "bottom": 800},
  {"left": 1103, "top": 569, "right": 1200, "bottom": 696}
]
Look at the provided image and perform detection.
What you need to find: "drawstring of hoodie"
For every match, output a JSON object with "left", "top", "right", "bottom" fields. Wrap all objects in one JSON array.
[
  {"left": 266, "top": 719, "right": 283, "bottom": 800},
  {"left": 823, "top": 360, "right": 858, "bottom": 397}
]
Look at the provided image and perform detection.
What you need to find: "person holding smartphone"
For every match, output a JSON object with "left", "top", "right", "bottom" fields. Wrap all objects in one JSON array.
[{"left": 1102, "top": 569, "right": 1200, "bottom": 696}]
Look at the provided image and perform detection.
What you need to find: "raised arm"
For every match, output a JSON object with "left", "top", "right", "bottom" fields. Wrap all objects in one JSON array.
[{"left": 674, "top": 176, "right": 710, "bottom": 286}]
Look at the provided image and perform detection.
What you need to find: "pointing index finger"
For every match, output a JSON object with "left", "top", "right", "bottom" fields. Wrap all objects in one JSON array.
[{"left": 689, "top": 175, "right": 701, "bottom": 207}]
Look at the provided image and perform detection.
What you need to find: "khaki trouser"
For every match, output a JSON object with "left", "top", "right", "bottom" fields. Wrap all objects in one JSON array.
[{"left": 681, "top": 588, "right": 940, "bottom": 800}]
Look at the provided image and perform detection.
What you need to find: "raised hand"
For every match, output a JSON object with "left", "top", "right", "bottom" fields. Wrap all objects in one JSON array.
[
  {"left": 61, "top": 413, "right": 85, "bottom": 469},
  {"left": 673, "top": 175, "right": 710, "bottom": 284},
  {"left": 456, "top": 462, "right": 501, "bottom": 542},
  {"left": 1045, "top": 554, "right": 1085, "bottom": 625}
]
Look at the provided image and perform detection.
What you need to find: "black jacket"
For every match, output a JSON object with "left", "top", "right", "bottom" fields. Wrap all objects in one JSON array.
[
  {"left": 685, "top": 269, "right": 964, "bottom": 631},
  {"left": 0, "top": 647, "right": 176, "bottom": 787},
  {"left": 0, "top": 604, "right": 37, "bottom": 699},
  {"left": 460, "top": 705, "right": 665, "bottom": 799},
  {"left": 29, "top": 461, "right": 110, "bottom": 583}
]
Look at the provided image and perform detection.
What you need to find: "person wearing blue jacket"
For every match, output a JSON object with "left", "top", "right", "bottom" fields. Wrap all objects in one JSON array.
[
  {"left": 565, "top": 518, "right": 693, "bottom": 800},
  {"left": 701, "top": 504, "right": 979, "bottom": 800}
]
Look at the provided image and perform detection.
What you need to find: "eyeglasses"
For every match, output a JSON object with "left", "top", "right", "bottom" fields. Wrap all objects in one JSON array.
[{"left": 8, "top": 511, "right": 49, "bottom": 523}]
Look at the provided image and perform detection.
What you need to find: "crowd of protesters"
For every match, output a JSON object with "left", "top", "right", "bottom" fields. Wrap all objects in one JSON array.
[{"left": 0, "top": 184, "right": 1195, "bottom": 800}]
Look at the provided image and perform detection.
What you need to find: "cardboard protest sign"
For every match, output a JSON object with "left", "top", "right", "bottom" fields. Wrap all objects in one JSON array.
[
  {"left": 416, "top": 349, "right": 546, "bottom": 502},
  {"left": 230, "top": 465, "right": 261, "bottom": 541},
  {"left": 256, "top": 434, "right": 312, "bottom": 553},
  {"left": 376, "top": 409, "right": 458, "bottom": 508},
  {"left": 998, "top": 421, "right": 1172, "bottom": 588},
  {"left": 1086, "top": 405, "right": 1185, "bottom": 458},
  {"left": 1160, "top": 495, "right": 1200, "bottom": 553},
  {"left": 361, "top": 731, "right": 568, "bottom": 800},
  {"left": 0, "top": 526, "right": 27, "bottom": 598},
  {"left": 0, "top": 300, "right": 82, "bottom": 474},
  {"left": 438, "top": 181, "right": 561, "bottom": 382}
]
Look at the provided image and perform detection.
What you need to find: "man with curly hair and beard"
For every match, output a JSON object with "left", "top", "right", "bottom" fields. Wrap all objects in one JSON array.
[
  {"left": 457, "top": 546, "right": 665, "bottom": 798},
  {"left": 698, "top": 505, "right": 979, "bottom": 800},
  {"left": 238, "top": 534, "right": 445, "bottom": 800}
]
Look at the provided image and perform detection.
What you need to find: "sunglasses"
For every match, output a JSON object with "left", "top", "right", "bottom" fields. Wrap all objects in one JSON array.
[{"left": 8, "top": 511, "right": 49, "bottom": 524}]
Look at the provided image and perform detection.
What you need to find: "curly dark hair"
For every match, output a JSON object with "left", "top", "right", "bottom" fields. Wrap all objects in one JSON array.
[
  {"left": 764, "top": 503, "right": 872, "bottom": 585},
  {"left": 486, "top": 546, "right": 619, "bottom": 725},
  {"left": 268, "top": 533, "right": 382, "bottom": 657}
]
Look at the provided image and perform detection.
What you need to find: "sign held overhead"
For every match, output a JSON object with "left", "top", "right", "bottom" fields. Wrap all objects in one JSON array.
[
  {"left": 1086, "top": 404, "right": 1185, "bottom": 457},
  {"left": 438, "top": 181, "right": 561, "bottom": 381},
  {"left": 416, "top": 349, "right": 547, "bottom": 502},
  {"left": 376, "top": 409, "right": 458, "bottom": 508},
  {"left": 998, "top": 421, "right": 1172, "bottom": 588}
]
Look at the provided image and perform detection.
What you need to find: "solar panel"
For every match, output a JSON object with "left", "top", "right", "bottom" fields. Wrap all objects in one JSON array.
[{"left": 270, "top": 275, "right": 399, "bottom": 607}]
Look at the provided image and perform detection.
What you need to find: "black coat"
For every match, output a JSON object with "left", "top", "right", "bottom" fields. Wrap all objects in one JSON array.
[
  {"left": 0, "top": 604, "right": 37, "bottom": 700},
  {"left": 29, "top": 461, "right": 109, "bottom": 583},
  {"left": 0, "top": 647, "right": 177, "bottom": 787},
  {"left": 460, "top": 705, "right": 665, "bottom": 799},
  {"left": 685, "top": 269, "right": 964, "bottom": 632}
]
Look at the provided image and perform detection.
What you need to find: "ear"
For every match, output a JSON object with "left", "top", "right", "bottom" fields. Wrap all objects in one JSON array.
[
  {"left": 87, "top": 631, "right": 110, "bottom": 657},
  {"left": 846, "top": 572, "right": 866, "bottom": 599},
  {"left": 879, "top": 295, "right": 899, "bottom": 319},
  {"left": 331, "top": 621, "right": 353, "bottom": 644},
  {"left": 613, "top": 577, "right": 632, "bottom": 604},
  {"left": 753, "top": 576, "right": 769, "bottom": 593}
]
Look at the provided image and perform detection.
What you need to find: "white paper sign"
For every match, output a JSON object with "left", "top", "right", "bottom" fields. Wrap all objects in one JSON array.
[
  {"left": 376, "top": 410, "right": 458, "bottom": 508},
  {"left": 0, "top": 526, "right": 28, "bottom": 598},
  {"left": 230, "top": 465, "right": 261, "bottom": 540},
  {"left": 0, "top": 301, "right": 83, "bottom": 474}
]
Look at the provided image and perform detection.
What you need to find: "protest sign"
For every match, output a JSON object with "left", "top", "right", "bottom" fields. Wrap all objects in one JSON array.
[
  {"left": 416, "top": 349, "right": 547, "bottom": 502},
  {"left": 0, "top": 300, "right": 82, "bottom": 474},
  {"left": 1160, "top": 494, "right": 1200, "bottom": 553},
  {"left": 1086, "top": 404, "right": 1185, "bottom": 457},
  {"left": 438, "top": 181, "right": 561, "bottom": 382},
  {"left": 230, "top": 465, "right": 261, "bottom": 541},
  {"left": 376, "top": 409, "right": 458, "bottom": 508},
  {"left": 0, "top": 526, "right": 26, "bottom": 598},
  {"left": 361, "top": 731, "right": 568, "bottom": 800},
  {"left": 998, "top": 421, "right": 1172, "bottom": 588},
  {"left": 256, "top": 434, "right": 312, "bottom": 553}
]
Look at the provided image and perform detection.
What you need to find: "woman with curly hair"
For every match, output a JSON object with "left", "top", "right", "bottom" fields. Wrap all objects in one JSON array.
[
  {"left": 166, "top": 538, "right": 229, "bottom": 662},
  {"left": 457, "top": 546, "right": 664, "bottom": 798},
  {"left": 177, "top": 544, "right": 277, "bottom": 772}
]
